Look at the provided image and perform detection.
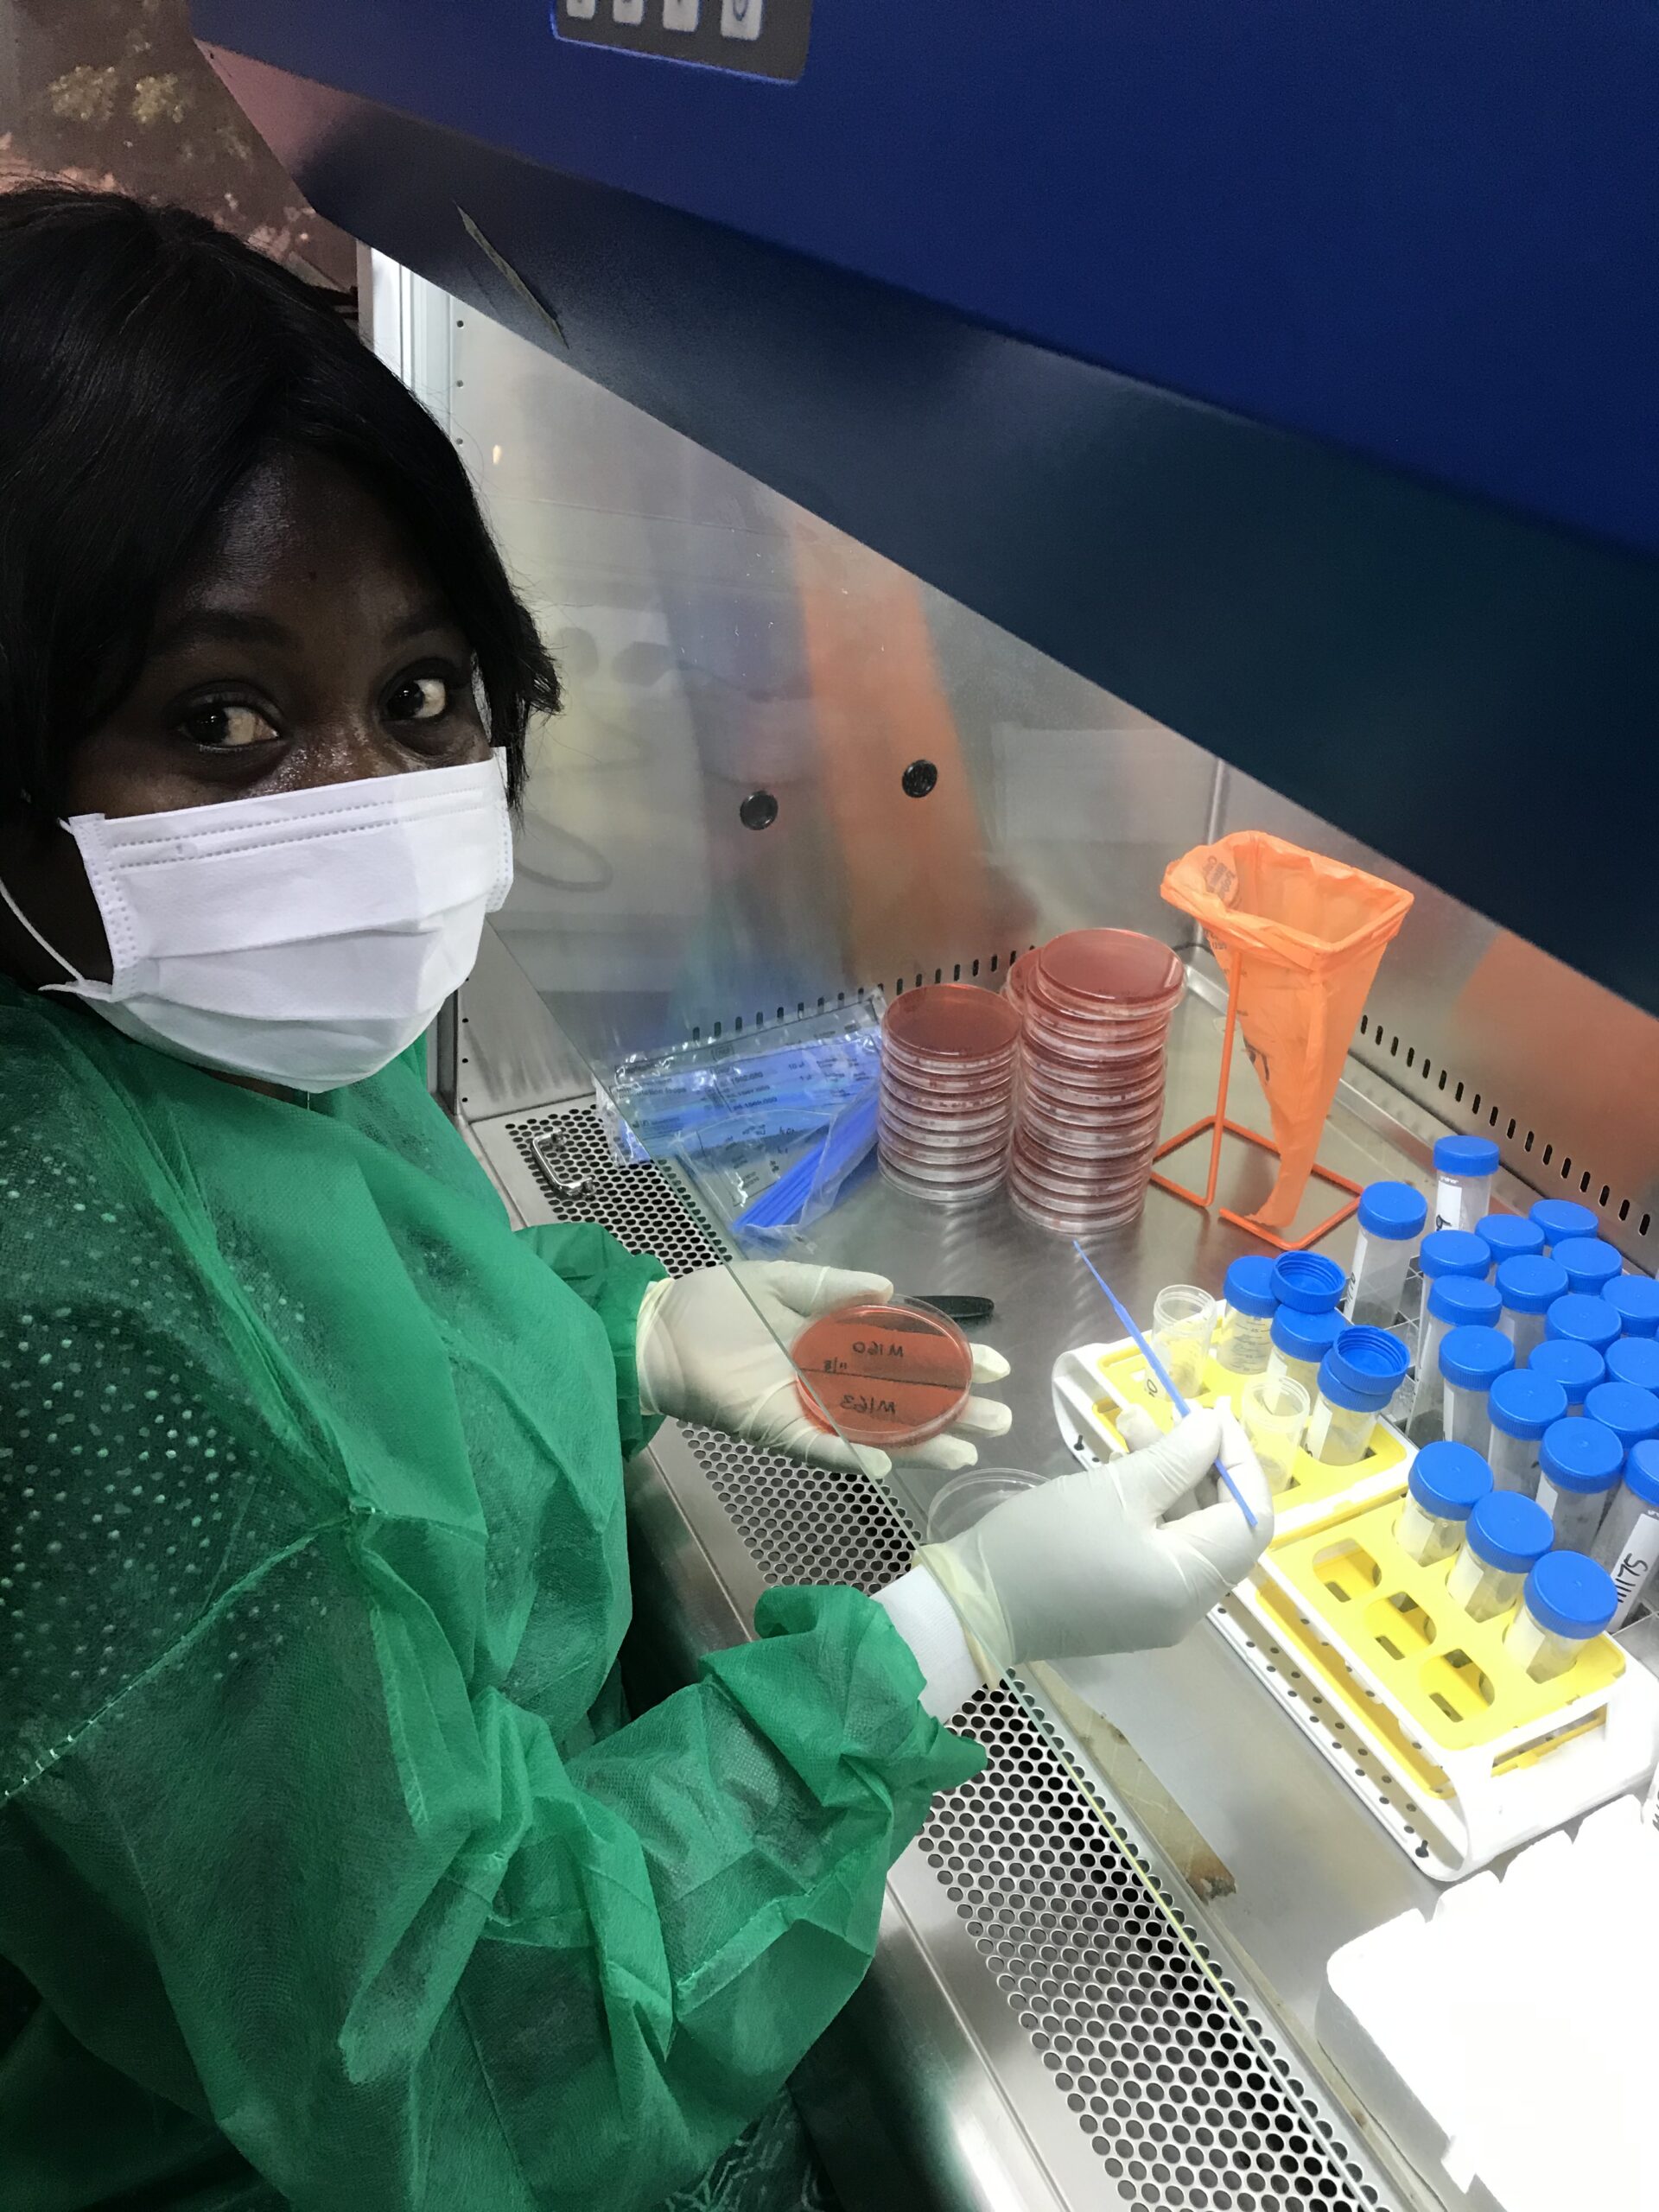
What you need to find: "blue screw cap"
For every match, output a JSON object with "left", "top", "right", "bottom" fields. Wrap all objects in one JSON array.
[
  {"left": 1495, "top": 1255, "right": 1569, "bottom": 1317},
  {"left": 1522, "top": 1551, "right": 1617, "bottom": 1641},
  {"left": 1553, "top": 1238, "right": 1624, "bottom": 1299},
  {"left": 1547, "top": 1295, "right": 1621, "bottom": 1355},
  {"left": 1465, "top": 1491, "right": 1554, "bottom": 1575},
  {"left": 1529, "top": 1198, "right": 1599, "bottom": 1251},
  {"left": 1357, "top": 1181, "right": 1428, "bottom": 1241},
  {"left": 1438, "top": 1325, "right": 1516, "bottom": 1392},
  {"left": 1268, "top": 1252, "right": 1347, "bottom": 1313},
  {"left": 1583, "top": 1382, "right": 1659, "bottom": 1454},
  {"left": 1527, "top": 1337, "right": 1605, "bottom": 1408},
  {"left": 1477, "top": 1214, "right": 1545, "bottom": 1267},
  {"left": 1488, "top": 1370, "right": 1569, "bottom": 1441},
  {"left": 1434, "top": 1135, "right": 1500, "bottom": 1179},
  {"left": 1421, "top": 1230, "right": 1492, "bottom": 1282},
  {"left": 1539, "top": 1417, "right": 1624, "bottom": 1494},
  {"left": 1408, "top": 1440, "right": 1494, "bottom": 1520},
  {"left": 1428, "top": 1276, "right": 1503, "bottom": 1329},
  {"left": 1223, "top": 1255, "right": 1279, "bottom": 1319}
]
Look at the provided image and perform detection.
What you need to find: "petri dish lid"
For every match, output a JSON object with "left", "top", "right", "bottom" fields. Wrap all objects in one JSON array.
[
  {"left": 1009, "top": 1184, "right": 1149, "bottom": 1234},
  {"left": 878, "top": 1156, "right": 1007, "bottom": 1207},
  {"left": 878, "top": 1130, "right": 1010, "bottom": 1179},
  {"left": 926, "top": 1468, "right": 1045, "bottom": 1544},
  {"left": 1035, "top": 930, "right": 1185, "bottom": 1009},
  {"left": 883, "top": 984, "right": 1020, "bottom": 1063},
  {"left": 793, "top": 1299, "right": 975, "bottom": 1447}
]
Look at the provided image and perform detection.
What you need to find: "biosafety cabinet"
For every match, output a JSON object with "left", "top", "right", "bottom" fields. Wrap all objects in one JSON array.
[{"left": 197, "top": 10, "right": 1659, "bottom": 2209}]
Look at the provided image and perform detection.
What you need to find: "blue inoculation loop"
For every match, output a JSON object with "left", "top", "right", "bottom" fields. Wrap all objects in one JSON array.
[{"left": 1072, "top": 1242, "right": 1257, "bottom": 1530}]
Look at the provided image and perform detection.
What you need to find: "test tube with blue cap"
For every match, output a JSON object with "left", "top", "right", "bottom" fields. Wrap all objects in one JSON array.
[
  {"left": 1504, "top": 1551, "right": 1618, "bottom": 1681},
  {"left": 1493, "top": 1253, "right": 1568, "bottom": 1367},
  {"left": 1605, "top": 1337, "right": 1659, "bottom": 1395},
  {"left": 1546, "top": 1293, "right": 1621, "bottom": 1359},
  {"left": 1433, "top": 1134, "right": 1500, "bottom": 1234},
  {"left": 1446, "top": 1491, "right": 1554, "bottom": 1623},
  {"left": 1535, "top": 1417, "right": 1624, "bottom": 1552},
  {"left": 1605, "top": 1274, "right": 1659, "bottom": 1340},
  {"left": 1529, "top": 1198, "right": 1599, "bottom": 1254},
  {"left": 1592, "top": 1439, "right": 1659, "bottom": 1628},
  {"left": 1552, "top": 1237, "right": 1625, "bottom": 1300},
  {"left": 1485, "top": 1370, "right": 1567, "bottom": 1496},
  {"left": 1412, "top": 1229, "right": 1491, "bottom": 1347},
  {"left": 1213, "top": 1255, "right": 1279, "bottom": 1376},
  {"left": 1527, "top": 1335, "right": 1605, "bottom": 1411},
  {"left": 1437, "top": 1325, "right": 1515, "bottom": 1454},
  {"left": 1476, "top": 1212, "right": 1545, "bottom": 1271},
  {"left": 1344, "top": 1180, "right": 1427, "bottom": 1329},
  {"left": 1306, "top": 1327, "right": 1409, "bottom": 1465},
  {"left": 1408, "top": 1274, "right": 1502, "bottom": 1446}
]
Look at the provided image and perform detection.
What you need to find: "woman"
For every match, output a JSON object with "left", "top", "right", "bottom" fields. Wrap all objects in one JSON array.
[{"left": 0, "top": 188, "right": 1271, "bottom": 2212}]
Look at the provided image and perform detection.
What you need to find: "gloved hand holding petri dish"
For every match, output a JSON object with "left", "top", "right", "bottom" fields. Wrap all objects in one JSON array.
[{"left": 636, "top": 1263, "right": 1011, "bottom": 1477}]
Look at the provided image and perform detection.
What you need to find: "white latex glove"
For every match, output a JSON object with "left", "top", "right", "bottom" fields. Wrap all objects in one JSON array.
[
  {"left": 915, "top": 1403, "right": 1272, "bottom": 1674},
  {"left": 635, "top": 1262, "right": 1011, "bottom": 1478}
]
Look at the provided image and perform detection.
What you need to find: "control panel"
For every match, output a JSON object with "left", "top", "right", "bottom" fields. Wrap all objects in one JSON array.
[{"left": 553, "top": 0, "right": 810, "bottom": 81}]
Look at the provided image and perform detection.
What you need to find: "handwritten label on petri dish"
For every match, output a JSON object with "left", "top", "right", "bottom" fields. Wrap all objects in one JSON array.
[{"left": 792, "top": 1301, "right": 973, "bottom": 1447}]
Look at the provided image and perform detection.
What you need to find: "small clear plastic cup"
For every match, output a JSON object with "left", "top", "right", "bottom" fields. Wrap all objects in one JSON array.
[
  {"left": 925, "top": 1468, "right": 1046, "bottom": 1544},
  {"left": 1150, "top": 1284, "right": 1218, "bottom": 1400},
  {"left": 1239, "top": 1371, "right": 1311, "bottom": 1495}
]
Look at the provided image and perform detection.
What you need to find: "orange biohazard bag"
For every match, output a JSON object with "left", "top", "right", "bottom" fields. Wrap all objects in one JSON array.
[{"left": 1161, "top": 833, "right": 1414, "bottom": 1232}]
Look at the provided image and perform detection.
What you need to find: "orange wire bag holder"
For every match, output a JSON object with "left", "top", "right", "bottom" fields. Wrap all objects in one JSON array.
[{"left": 1154, "top": 833, "right": 1414, "bottom": 1254}]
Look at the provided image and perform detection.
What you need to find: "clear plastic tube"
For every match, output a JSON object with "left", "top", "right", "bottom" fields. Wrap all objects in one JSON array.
[
  {"left": 1502, "top": 1306, "right": 1548, "bottom": 1366},
  {"left": 1534, "top": 1476, "right": 1611, "bottom": 1553},
  {"left": 1306, "top": 1394, "right": 1379, "bottom": 1466},
  {"left": 1503, "top": 1603, "right": 1593, "bottom": 1683},
  {"left": 1408, "top": 1309, "right": 1462, "bottom": 1446},
  {"left": 1267, "top": 1346, "right": 1321, "bottom": 1400},
  {"left": 1445, "top": 1546, "right": 1526, "bottom": 1624},
  {"left": 1396, "top": 1494, "right": 1463, "bottom": 1567},
  {"left": 1149, "top": 1285, "right": 1217, "bottom": 1400},
  {"left": 1592, "top": 1485, "right": 1659, "bottom": 1629},
  {"left": 1214, "top": 1306, "right": 1274, "bottom": 1377},
  {"left": 1488, "top": 1425, "right": 1542, "bottom": 1497},
  {"left": 1435, "top": 1167, "right": 1496, "bottom": 1236},
  {"left": 1347, "top": 1229, "right": 1414, "bottom": 1330},
  {"left": 1443, "top": 1378, "right": 1492, "bottom": 1455},
  {"left": 1239, "top": 1371, "right": 1311, "bottom": 1495}
]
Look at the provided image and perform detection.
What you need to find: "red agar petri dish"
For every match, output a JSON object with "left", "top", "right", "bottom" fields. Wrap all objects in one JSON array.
[
  {"left": 793, "top": 1299, "right": 975, "bottom": 1446},
  {"left": 1034, "top": 929, "right": 1185, "bottom": 1013},
  {"left": 883, "top": 983, "right": 1021, "bottom": 1063}
]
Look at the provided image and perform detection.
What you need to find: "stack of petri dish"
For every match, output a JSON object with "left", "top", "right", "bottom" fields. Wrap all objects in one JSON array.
[
  {"left": 1006, "top": 928, "right": 1185, "bottom": 1234},
  {"left": 878, "top": 984, "right": 1020, "bottom": 1204}
]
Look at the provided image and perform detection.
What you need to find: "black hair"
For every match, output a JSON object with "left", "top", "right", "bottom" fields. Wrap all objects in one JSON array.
[{"left": 0, "top": 186, "right": 557, "bottom": 814}]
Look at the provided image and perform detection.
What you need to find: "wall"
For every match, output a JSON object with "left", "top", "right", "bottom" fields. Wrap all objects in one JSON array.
[{"left": 0, "top": 0, "right": 349, "bottom": 283}]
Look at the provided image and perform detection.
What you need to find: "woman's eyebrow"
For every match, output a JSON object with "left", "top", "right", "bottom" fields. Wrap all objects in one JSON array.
[
  {"left": 148, "top": 608, "right": 295, "bottom": 657},
  {"left": 385, "top": 601, "right": 458, "bottom": 646}
]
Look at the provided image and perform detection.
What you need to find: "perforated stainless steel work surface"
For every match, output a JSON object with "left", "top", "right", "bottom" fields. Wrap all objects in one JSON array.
[{"left": 493, "top": 1096, "right": 1402, "bottom": 2212}]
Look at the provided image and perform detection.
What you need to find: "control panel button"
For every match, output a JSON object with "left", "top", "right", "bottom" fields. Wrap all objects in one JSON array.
[
  {"left": 663, "top": 0, "right": 700, "bottom": 24},
  {"left": 721, "top": 0, "right": 762, "bottom": 38},
  {"left": 612, "top": 0, "right": 645, "bottom": 19},
  {"left": 565, "top": 0, "right": 597, "bottom": 16}
]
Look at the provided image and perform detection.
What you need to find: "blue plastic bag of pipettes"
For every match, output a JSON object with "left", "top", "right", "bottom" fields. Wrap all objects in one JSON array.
[{"left": 596, "top": 1001, "right": 883, "bottom": 1247}]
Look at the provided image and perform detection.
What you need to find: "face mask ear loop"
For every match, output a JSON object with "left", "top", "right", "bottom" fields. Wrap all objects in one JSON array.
[{"left": 0, "top": 862, "right": 92, "bottom": 990}]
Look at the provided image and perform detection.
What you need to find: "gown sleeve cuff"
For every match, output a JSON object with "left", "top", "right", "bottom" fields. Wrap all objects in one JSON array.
[{"left": 873, "top": 1567, "right": 986, "bottom": 1721}]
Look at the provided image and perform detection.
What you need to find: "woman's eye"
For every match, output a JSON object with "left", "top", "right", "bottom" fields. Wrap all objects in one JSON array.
[
  {"left": 387, "top": 674, "right": 452, "bottom": 724},
  {"left": 181, "top": 702, "right": 280, "bottom": 749}
]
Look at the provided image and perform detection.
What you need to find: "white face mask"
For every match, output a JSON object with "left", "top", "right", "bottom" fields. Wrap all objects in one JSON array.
[{"left": 0, "top": 755, "right": 514, "bottom": 1090}]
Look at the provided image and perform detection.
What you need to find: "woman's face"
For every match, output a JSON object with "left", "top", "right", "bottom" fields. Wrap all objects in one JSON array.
[{"left": 0, "top": 449, "right": 491, "bottom": 987}]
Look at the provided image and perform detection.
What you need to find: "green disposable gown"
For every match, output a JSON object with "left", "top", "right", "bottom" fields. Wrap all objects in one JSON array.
[{"left": 0, "top": 979, "right": 982, "bottom": 2211}]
